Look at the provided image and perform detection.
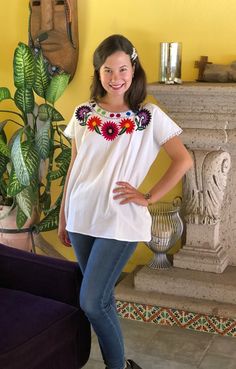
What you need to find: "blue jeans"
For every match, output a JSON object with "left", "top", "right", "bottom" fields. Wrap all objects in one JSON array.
[{"left": 68, "top": 232, "right": 137, "bottom": 369}]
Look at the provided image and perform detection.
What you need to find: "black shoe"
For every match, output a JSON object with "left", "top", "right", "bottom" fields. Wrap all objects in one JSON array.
[{"left": 126, "top": 359, "right": 143, "bottom": 369}]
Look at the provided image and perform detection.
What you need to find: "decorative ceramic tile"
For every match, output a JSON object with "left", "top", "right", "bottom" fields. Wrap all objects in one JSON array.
[{"left": 116, "top": 301, "right": 236, "bottom": 337}]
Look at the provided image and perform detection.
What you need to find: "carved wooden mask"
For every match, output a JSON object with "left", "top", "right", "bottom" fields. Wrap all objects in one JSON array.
[{"left": 29, "top": 0, "right": 79, "bottom": 80}]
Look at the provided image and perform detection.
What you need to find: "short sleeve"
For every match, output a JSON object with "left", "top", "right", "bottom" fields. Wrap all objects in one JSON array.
[
  {"left": 152, "top": 104, "right": 182, "bottom": 146},
  {"left": 63, "top": 105, "right": 87, "bottom": 149},
  {"left": 63, "top": 107, "right": 77, "bottom": 138}
]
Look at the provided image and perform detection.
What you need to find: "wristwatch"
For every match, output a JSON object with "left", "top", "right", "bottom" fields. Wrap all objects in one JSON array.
[{"left": 144, "top": 192, "right": 152, "bottom": 204}]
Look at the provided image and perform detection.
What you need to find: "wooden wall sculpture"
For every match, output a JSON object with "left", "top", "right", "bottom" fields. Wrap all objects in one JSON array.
[{"left": 29, "top": 0, "right": 79, "bottom": 81}]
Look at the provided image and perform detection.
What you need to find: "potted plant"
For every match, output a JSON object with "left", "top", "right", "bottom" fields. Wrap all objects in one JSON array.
[{"left": 0, "top": 42, "right": 71, "bottom": 253}]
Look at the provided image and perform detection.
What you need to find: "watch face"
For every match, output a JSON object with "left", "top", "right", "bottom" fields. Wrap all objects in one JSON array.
[
  {"left": 29, "top": 0, "right": 79, "bottom": 80},
  {"left": 144, "top": 193, "right": 151, "bottom": 200}
]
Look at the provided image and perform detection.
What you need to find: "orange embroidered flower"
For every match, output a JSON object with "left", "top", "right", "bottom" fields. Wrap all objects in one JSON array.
[
  {"left": 87, "top": 116, "right": 102, "bottom": 132},
  {"left": 119, "top": 118, "right": 135, "bottom": 134}
]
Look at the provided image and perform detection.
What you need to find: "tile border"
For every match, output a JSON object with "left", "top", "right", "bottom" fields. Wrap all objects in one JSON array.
[{"left": 116, "top": 300, "right": 236, "bottom": 337}]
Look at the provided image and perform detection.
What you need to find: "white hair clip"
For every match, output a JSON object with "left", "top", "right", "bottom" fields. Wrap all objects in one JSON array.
[{"left": 131, "top": 47, "right": 138, "bottom": 61}]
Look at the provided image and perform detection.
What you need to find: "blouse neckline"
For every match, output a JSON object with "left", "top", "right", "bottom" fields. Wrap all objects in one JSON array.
[{"left": 90, "top": 101, "right": 135, "bottom": 119}]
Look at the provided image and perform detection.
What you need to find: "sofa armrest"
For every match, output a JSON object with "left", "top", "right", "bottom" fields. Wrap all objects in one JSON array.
[{"left": 0, "top": 243, "right": 81, "bottom": 307}]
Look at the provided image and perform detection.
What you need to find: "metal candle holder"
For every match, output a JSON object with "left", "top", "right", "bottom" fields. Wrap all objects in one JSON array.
[
  {"left": 146, "top": 199, "right": 183, "bottom": 269},
  {"left": 160, "top": 42, "right": 182, "bottom": 84}
]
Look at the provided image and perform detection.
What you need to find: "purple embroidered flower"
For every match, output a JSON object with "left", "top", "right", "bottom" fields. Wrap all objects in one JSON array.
[
  {"left": 101, "top": 121, "right": 119, "bottom": 141},
  {"left": 75, "top": 105, "right": 92, "bottom": 122},
  {"left": 137, "top": 108, "right": 151, "bottom": 127}
]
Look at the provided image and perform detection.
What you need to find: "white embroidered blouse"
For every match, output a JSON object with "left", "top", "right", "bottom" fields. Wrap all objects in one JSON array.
[{"left": 63, "top": 101, "right": 182, "bottom": 242}]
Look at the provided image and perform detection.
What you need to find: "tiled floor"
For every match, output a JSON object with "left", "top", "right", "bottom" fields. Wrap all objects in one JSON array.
[{"left": 83, "top": 317, "right": 236, "bottom": 369}]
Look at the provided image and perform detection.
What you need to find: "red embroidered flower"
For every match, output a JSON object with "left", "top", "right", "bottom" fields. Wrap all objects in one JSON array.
[
  {"left": 101, "top": 121, "right": 119, "bottom": 141},
  {"left": 119, "top": 118, "right": 135, "bottom": 134},
  {"left": 87, "top": 116, "right": 102, "bottom": 132}
]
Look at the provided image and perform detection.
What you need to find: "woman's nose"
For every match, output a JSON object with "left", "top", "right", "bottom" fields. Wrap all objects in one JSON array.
[{"left": 111, "top": 71, "right": 120, "bottom": 81}]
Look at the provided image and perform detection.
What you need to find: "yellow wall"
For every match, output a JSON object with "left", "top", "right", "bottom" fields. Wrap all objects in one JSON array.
[{"left": 1, "top": 0, "right": 236, "bottom": 269}]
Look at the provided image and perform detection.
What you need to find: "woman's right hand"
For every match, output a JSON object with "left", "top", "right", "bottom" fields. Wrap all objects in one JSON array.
[{"left": 58, "top": 216, "right": 71, "bottom": 247}]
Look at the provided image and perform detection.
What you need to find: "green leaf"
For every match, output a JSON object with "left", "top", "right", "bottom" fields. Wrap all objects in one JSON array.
[
  {"left": 37, "top": 201, "right": 60, "bottom": 232},
  {"left": 35, "top": 121, "right": 51, "bottom": 160},
  {"left": 11, "top": 129, "right": 30, "bottom": 186},
  {"left": 16, "top": 206, "right": 28, "bottom": 229},
  {"left": 38, "top": 104, "right": 64, "bottom": 122},
  {"left": 14, "top": 87, "right": 34, "bottom": 114},
  {"left": 0, "top": 135, "right": 10, "bottom": 158},
  {"left": 16, "top": 187, "right": 34, "bottom": 219},
  {"left": 0, "top": 87, "right": 11, "bottom": 102},
  {"left": 55, "top": 147, "right": 71, "bottom": 163},
  {"left": 46, "top": 73, "right": 70, "bottom": 104},
  {"left": 39, "top": 190, "right": 51, "bottom": 212},
  {"left": 0, "top": 154, "right": 9, "bottom": 176},
  {"left": 7, "top": 168, "right": 25, "bottom": 197},
  {"left": 49, "top": 147, "right": 71, "bottom": 180},
  {"left": 11, "top": 130, "right": 40, "bottom": 186},
  {"left": 23, "top": 140, "right": 40, "bottom": 179},
  {"left": 14, "top": 42, "right": 35, "bottom": 89},
  {"left": 34, "top": 51, "right": 50, "bottom": 98}
]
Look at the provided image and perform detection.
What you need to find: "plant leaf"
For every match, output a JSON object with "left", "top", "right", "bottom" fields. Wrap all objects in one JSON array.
[
  {"left": 35, "top": 120, "right": 51, "bottom": 160},
  {"left": 0, "top": 87, "right": 11, "bottom": 102},
  {"left": 49, "top": 147, "right": 71, "bottom": 180},
  {"left": 7, "top": 168, "right": 25, "bottom": 197},
  {"left": 0, "top": 154, "right": 9, "bottom": 177},
  {"left": 36, "top": 198, "right": 61, "bottom": 232},
  {"left": 23, "top": 140, "right": 40, "bottom": 179},
  {"left": 38, "top": 103, "right": 64, "bottom": 122},
  {"left": 14, "top": 87, "right": 34, "bottom": 114},
  {"left": 11, "top": 129, "right": 40, "bottom": 186},
  {"left": 14, "top": 42, "right": 35, "bottom": 89},
  {"left": 16, "top": 206, "right": 28, "bottom": 229},
  {"left": 46, "top": 73, "right": 70, "bottom": 104},
  {"left": 0, "top": 135, "right": 10, "bottom": 158},
  {"left": 16, "top": 187, "right": 34, "bottom": 219},
  {"left": 11, "top": 129, "right": 30, "bottom": 186},
  {"left": 34, "top": 51, "right": 50, "bottom": 98}
]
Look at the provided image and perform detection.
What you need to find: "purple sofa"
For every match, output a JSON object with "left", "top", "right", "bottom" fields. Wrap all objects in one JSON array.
[{"left": 0, "top": 243, "right": 91, "bottom": 369}]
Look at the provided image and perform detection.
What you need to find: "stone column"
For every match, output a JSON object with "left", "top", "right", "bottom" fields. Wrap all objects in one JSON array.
[
  {"left": 147, "top": 82, "right": 236, "bottom": 273},
  {"left": 174, "top": 149, "right": 231, "bottom": 273}
]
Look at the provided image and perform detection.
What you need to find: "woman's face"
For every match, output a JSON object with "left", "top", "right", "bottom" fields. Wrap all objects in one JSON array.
[{"left": 99, "top": 51, "right": 135, "bottom": 98}]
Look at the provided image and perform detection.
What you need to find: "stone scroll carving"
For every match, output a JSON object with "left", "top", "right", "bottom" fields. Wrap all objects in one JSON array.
[{"left": 183, "top": 150, "right": 231, "bottom": 225}]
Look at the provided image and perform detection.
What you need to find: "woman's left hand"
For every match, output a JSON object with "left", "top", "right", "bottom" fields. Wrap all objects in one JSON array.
[{"left": 113, "top": 181, "right": 148, "bottom": 206}]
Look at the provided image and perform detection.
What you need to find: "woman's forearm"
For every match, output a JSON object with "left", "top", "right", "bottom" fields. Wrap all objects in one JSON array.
[{"left": 148, "top": 158, "right": 192, "bottom": 204}]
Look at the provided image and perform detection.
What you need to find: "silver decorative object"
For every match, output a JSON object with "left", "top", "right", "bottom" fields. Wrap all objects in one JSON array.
[
  {"left": 146, "top": 199, "right": 183, "bottom": 269},
  {"left": 160, "top": 42, "right": 182, "bottom": 84}
]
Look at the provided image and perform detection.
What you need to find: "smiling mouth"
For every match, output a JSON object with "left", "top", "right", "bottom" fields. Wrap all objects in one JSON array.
[{"left": 109, "top": 83, "right": 124, "bottom": 90}]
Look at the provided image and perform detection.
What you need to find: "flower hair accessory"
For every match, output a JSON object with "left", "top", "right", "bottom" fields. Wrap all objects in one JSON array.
[{"left": 131, "top": 47, "right": 138, "bottom": 61}]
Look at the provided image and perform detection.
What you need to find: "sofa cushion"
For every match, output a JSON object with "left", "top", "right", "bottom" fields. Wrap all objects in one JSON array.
[
  {"left": 0, "top": 243, "right": 81, "bottom": 306},
  {"left": 0, "top": 288, "right": 81, "bottom": 369}
]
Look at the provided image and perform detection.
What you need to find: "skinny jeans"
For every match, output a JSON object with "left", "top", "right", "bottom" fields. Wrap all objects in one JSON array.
[{"left": 68, "top": 232, "right": 137, "bottom": 369}]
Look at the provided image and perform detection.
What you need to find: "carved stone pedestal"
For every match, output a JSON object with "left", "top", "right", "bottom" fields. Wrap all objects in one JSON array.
[
  {"left": 174, "top": 223, "right": 228, "bottom": 273},
  {"left": 148, "top": 82, "right": 236, "bottom": 273}
]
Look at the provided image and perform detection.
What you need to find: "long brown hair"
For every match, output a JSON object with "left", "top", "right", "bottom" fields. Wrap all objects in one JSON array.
[{"left": 90, "top": 34, "right": 147, "bottom": 111}]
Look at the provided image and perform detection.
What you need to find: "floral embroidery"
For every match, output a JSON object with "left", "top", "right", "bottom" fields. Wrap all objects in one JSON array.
[
  {"left": 74, "top": 103, "right": 151, "bottom": 141},
  {"left": 101, "top": 121, "right": 119, "bottom": 141},
  {"left": 135, "top": 108, "right": 151, "bottom": 129},
  {"left": 119, "top": 118, "right": 135, "bottom": 134},
  {"left": 75, "top": 105, "right": 92, "bottom": 123},
  {"left": 87, "top": 116, "right": 102, "bottom": 133}
]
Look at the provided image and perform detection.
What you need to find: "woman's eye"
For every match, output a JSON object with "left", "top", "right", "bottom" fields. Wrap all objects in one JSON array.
[
  {"left": 33, "top": 1, "right": 41, "bottom": 5},
  {"left": 56, "top": 0, "right": 65, "bottom": 4}
]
